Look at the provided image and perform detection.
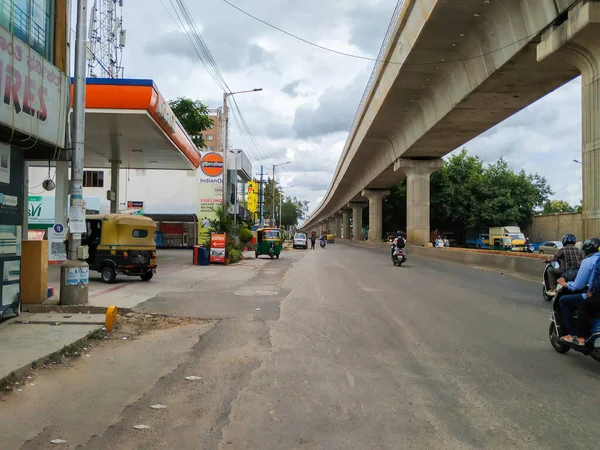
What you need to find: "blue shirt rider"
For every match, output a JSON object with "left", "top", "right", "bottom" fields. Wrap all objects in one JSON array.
[{"left": 557, "top": 238, "right": 600, "bottom": 346}]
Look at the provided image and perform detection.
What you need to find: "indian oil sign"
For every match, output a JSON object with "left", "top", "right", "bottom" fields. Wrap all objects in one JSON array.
[
  {"left": 198, "top": 151, "right": 224, "bottom": 243},
  {"left": 200, "top": 152, "right": 224, "bottom": 177}
]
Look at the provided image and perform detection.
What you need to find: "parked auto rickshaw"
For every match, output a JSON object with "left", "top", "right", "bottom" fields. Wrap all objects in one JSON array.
[
  {"left": 255, "top": 228, "right": 283, "bottom": 259},
  {"left": 326, "top": 233, "right": 335, "bottom": 244},
  {"left": 83, "top": 214, "right": 157, "bottom": 283}
]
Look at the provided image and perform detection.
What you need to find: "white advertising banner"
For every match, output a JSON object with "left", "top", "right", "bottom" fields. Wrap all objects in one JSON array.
[{"left": 0, "top": 26, "right": 69, "bottom": 147}]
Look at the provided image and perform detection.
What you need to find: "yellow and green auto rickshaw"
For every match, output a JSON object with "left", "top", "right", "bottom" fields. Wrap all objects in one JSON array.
[
  {"left": 83, "top": 214, "right": 157, "bottom": 283},
  {"left": 255, "top": 228, "right": 283, "bottom": 259}
]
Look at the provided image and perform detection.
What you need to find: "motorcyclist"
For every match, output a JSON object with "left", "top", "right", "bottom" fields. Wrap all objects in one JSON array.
[
  {"left": 545, "top": 233, "right": 583, "bottom": 294},
  {"left": 575, "top": 256, "right": 600, "bottom": 340},
  {"left": 556, "top": 237, "right": 600, "bottom": 345},
  {"left": 391, "top": 231, "right": 405, "bottom": 259}
]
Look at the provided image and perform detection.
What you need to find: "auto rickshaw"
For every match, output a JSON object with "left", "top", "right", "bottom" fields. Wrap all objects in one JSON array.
[
  {"left": 83, "top": 214, "right": 157, "bottom": 283},
  {"left": 326, "top": 233, "right": 335, "bottom": 244},
  {"left": 255, "top": 228, "right": 283, "bottom": 259}
]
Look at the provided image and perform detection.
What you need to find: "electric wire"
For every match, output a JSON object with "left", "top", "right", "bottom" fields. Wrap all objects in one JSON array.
[
  {"left": 162, "top": 0, "right": 273, "bottom": 167},
  {"left": 219, "top": 0, "right": 546, "bottom": 67}
]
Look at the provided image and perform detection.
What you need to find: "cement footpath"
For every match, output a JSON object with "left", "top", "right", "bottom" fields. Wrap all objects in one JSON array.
[
  {"left": 0, "top": 312, "right": 105, "bottom": 383},
  {"left": 3, "top": 250, "right": 268, "bottom": 385},
  {"left": 339, "top": 239, "right": 543, "bottom": 281}
]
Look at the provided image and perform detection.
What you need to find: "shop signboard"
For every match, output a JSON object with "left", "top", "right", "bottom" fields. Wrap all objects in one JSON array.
[
  {"left": 209, "top": 232, "right": 226, "bottom": 263},
  {"left": 0, "top": 26, "right": 69, "bottom": 147},
  {"left": 198, "top": 152, "right": 224, "bottom": 243},
  {"left": 28, "top": 195, "right": 101, "bottom": 228},
  {"left": 247, "top": 181, "right": 258, "bottom": 219}
]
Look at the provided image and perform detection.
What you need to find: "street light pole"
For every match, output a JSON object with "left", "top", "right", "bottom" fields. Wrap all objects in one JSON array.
[
  {"left": 221, "top": 88, "right": 263, "bottom": 207},
  {"left": 272, "top": 161, "right": 291, "bottom": 226},
  {"left": 60, "top": 0, "right": 89, "bottom": 305}
]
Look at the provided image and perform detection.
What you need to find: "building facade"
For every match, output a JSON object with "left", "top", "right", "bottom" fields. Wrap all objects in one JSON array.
[{"left": 0, "top": 0, "right": 69, "bottom": 318}]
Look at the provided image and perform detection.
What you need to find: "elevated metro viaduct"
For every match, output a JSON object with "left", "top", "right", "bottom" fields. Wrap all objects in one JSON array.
[{"left": 302, "top": 0, "right": 600, "bottom": 245}]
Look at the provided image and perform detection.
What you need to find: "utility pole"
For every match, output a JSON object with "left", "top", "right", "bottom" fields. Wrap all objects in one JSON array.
[
  {"left": 272, "top": 164, "right": 275, "bottom": 226},
  {"left": 221, "top": 88, "right": 262, "bottom": 208},
  {"left": 60, "top": 0, "right": 89, "bottom": 305},
  {"left": 258, "top": 166, "right": 265, "bottom": 228},
  {"left": 221, "top": 92, "right": 229, "bottom": 207}
]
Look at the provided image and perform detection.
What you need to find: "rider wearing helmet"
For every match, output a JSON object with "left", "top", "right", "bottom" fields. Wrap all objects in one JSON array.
[
  {"left": 557, "top": 237, "right": 600, "bottom": 345},
  {"left": 545, "top": 233, "right": 583, "bottom": 293},
  {"left": 391, "top": 230, "right": 405, "bottom": 259}
]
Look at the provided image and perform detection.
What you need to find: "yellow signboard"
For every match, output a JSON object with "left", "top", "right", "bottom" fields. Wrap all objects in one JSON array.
[{"left": 247, "top": 181, "right": 259, "bottom": 216}]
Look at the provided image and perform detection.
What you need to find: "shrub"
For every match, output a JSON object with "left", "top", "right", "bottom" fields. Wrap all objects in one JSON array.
[
  {"left": 238, "top": 227, "right": 253, "bottom": 244},
  {"left": 229, "top": 248, "right": 243, "bottom": 263}
]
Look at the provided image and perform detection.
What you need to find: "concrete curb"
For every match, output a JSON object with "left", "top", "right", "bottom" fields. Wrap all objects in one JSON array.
[
  {"left": 22, "top": 305, "right": 135, "bottom": 315},
  {"left": 339, "top": 239, "right": 543, "bottom": 281}
]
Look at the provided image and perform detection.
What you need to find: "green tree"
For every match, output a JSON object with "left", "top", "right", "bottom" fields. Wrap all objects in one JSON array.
[
  {"left": 168, "top": 97, "right": 213, "bottom": 148},
  {"left": 542, "top": 200, "right": 574, "bottom": 214},
  {"left": 427, "top": 150, "right": 552, "bottom": 234},
  {"left": 281, "top": 197, "right": 310, "bottom": 228}
]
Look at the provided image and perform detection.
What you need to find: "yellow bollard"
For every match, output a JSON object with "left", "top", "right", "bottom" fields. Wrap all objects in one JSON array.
[{"left": 105, "top": 305, "right": 118, "bottom": 332}]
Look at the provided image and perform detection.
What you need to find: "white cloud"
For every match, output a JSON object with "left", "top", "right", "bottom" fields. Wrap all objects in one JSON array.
[{"left": 110, "top": 0, "right": 583, "bottom": 214}]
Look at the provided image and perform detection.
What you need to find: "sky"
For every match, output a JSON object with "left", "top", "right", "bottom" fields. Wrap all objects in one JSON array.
[{"left": 114, "top": 0, "right": 583, "bottom": 213}]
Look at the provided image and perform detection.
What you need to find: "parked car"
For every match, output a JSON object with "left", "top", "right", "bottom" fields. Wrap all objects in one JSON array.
[
  {"left": 293, "top": 232, "right": 308, "bottom": 249},
  {"left": 538, "top": 241, "right": 563, "bottom": 255}
]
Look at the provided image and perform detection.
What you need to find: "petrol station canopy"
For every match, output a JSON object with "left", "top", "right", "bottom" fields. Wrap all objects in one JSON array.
[{"left": 78, "top": 78, "right": 200, "bottom": 170}]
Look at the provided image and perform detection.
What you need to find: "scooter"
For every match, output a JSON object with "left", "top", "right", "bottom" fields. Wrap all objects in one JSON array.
[
  {"left": 524, "top": 243, "right": 534, "bottom": 253},
  {"left": 549, "top": 286, "right": 600, "bottom": 363},
  {"left": 320, "top": 239, "right": 326, "bottom": 248},
  {"left": 391, "top": 246, "right": 406, "bottom": 267},
  {"left": 542, "top": 261, "right": 559, "bottom": 302},
  {"left": 542, "top": 262, "right": 578, "bottom": 302}
]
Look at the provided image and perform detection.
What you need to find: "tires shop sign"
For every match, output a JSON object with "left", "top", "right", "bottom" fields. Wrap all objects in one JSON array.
[{"left": 0, "top": 27, "right": 68, "bottom": 147}]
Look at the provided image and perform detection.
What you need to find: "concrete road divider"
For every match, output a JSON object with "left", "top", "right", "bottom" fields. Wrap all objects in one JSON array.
[{"left": 407, "top": 245, "right": 544, "bottom": 280}]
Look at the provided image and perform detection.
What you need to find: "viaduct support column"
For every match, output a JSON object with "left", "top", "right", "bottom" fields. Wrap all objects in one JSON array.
[
  {"left": 342, "top": 210, "right": 351, "bottom": 239},
  {"left": 537, "top": 1, "right": 600, "bottom": 238},
  {"left": 348, "top": 202, "right": 366, "bottom": 241},
  {"left": 335, "top": 214, "right": 342, "bottom": 238},
  {"left": 397, "top": 158, "right": 443, "bottom": 245},
  {"left": 362, "top": 189, "right": 390, "bottom": 241}
]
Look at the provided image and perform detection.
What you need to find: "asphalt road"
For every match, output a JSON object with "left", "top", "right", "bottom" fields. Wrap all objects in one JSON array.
[{"left": 8, "top": 243, "right": 600, "bottom": 449}]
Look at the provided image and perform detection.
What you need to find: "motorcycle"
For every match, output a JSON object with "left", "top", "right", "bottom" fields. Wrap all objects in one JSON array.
[
  {"left": 524, "top": 243, "right": 534, "bottom": 253},
  {"left": 391, "top": 246, "right": 406, "bottom": 267},
  {"left": 319, "top": 239, "right": 326, "bottom": 248},
  {"left": 549, "top": 285, "right": 600, "bottom": 363}
]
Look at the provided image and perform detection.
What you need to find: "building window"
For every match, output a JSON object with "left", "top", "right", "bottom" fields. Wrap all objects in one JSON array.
[
  {"left": 205, "top": 134, "right": 213, "bottom": 141},
  {"left": 83, "top": 171, "right": 104, "bottom": 188},
  {"left": 0, "top": 0, "right": 55, "bottom": 62}
]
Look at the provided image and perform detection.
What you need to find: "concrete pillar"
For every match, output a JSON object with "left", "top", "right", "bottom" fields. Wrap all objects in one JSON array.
[
  {"left": 110, "top": 160, "right": 121, "bottom": 214},
  {"left": 55, "top": 160, "right": 69, "bottom": 226},
  {"left": 537, "top": 2, "right": 600, "bottom": 238},
  {"left": 335, "top": 214, "right": 342, "bottom": 238},
  {"left": 342, "top": 210, "right": 351, "bottom": 239},
  {"left": 397, "top": 159, "right": 443, "bottom": 245},
  {"left": 348, "top": 202, "right": 366, "bottom": 241},
  {"left": 362, "top": 189, "right": 390, "bottom": 241}
]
